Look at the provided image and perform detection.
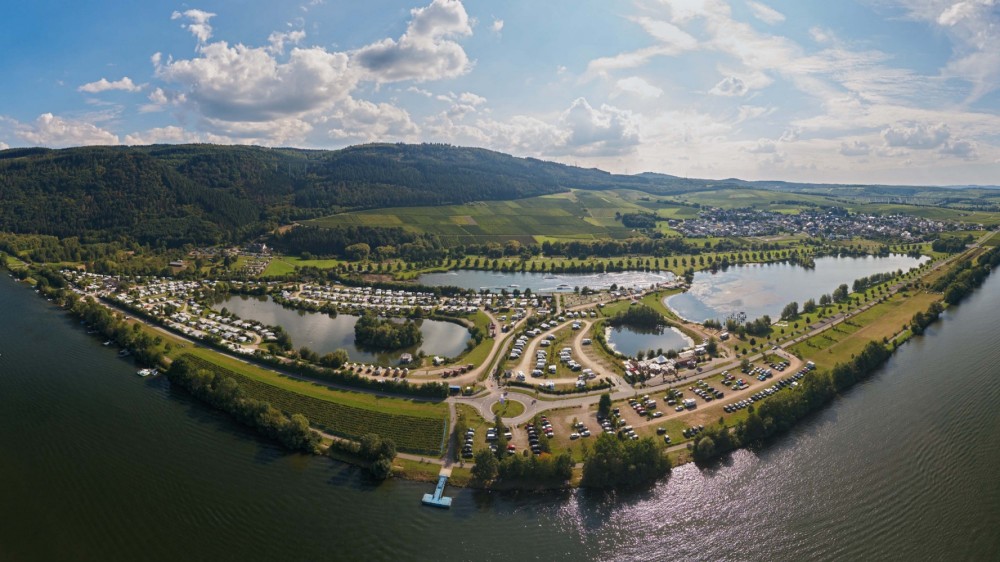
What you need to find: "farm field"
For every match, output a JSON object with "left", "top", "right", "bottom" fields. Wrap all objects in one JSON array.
[
  {"left": 304, "top": 189, "right": 698, "bottom": 246},
  {"left": 177, "top": 353, "right": 449, "bottom": 455},
  {"left": 664, "top": 188, "right": 837, "bottom": 211}
]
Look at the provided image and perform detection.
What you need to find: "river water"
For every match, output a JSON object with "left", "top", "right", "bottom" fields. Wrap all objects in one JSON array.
[{"left": 0, "top": 272, "right": 997, "bottom": 561}]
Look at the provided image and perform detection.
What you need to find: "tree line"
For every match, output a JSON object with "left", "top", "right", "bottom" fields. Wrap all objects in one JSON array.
[
  {"left": 167, "top": 357, "right": 322, "bottom": 453},
  {"left": 691, "top": 340, "right": 892, "bottom": 463}
]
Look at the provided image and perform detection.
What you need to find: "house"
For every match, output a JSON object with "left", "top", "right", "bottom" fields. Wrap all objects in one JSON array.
[{"left": 399, "top": 353, "right": 413, "bottom": 364}]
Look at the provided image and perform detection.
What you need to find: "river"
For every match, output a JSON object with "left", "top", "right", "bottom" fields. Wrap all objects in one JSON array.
[{"left": 0, "top": 272, "right": 997, "bottom": 561}]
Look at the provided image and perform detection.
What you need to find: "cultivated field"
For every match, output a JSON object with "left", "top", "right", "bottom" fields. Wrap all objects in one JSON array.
[
  {"left": 305, "top": 190, "right": 702, "bottom": 246},
  {"left": 178, "top": 352, "right": 449, "bottom": 455}
]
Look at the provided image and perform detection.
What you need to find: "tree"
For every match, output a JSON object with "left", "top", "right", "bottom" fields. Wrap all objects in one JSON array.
[
  {"left": 598, "top": 393, "right": 612, "bottom": 418},
  {"left": 319, "top": 349, "right": 349, "bottom": 369},
  {"left": 780, "top": 301, "right": 799, "bottom": 321},
  {"left": 802, "top": 299, "right": 817, "bottom": 314},
  {"left": 706, "top": 337, "right": 718, "bottom": 356},
  {"left": 471, "top": 449, "right": 499, "bottom": 482},
  {"left": 345, "top": 242, "right": 371, "bottom": 261},
  {"left": 832, "top": 283, "right": 849, "bottom": 302},
  {"left": 358, "top": 433, "right": 397, "bottom": 480}
]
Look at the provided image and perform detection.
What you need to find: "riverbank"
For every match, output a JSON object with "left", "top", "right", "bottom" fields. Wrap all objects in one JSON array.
[{"left": 3, "top": 232, "right": 994, "bottom": 493}]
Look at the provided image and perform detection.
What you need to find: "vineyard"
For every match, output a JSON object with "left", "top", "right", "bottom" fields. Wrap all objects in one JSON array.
[{"left": 179, "top": 354, "right": 448, "bottom": 455}]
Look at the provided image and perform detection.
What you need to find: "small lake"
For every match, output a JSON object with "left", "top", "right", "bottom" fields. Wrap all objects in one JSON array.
[
  {"left": 666, "top": 254, "right": 928, "bottom": 323},
  {"left": 218, "top": 295, "right": 470, "bottom": 364},
  {"left": 417, "top": 269, "right": 675, "bottom": 293},
  {"left": 606, "top": 324, "right": 693, "bottom": 358}
]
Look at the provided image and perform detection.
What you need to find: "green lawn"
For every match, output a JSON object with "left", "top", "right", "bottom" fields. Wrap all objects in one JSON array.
[
  {"left": 263, "top": 256, "right": 343, "bottom": 277},
  {"left": 788, "top": 291, "right": 940, "bottom": 369},
  {"left": 491, "top": 399, "right": 526, "bottom": 418}
]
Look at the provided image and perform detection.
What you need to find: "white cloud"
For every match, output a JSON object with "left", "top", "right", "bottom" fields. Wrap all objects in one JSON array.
[
  {"left": 559, "top": 98, "right": 640, "bottom": 156},
  {"left": 14, "top": 113, "right": 119, "bottom": 147},
  {"left": 78, "top": 77, "right": 141, "bottom": 93},
  {"left": 301, "top": 0, "right": 324, "bottom": 12},
  {"left": 736, "top": 105, "right": 773, "bottom": 123},
  {"left": 709, "top": 75, "right": 749, "bottom": 96},
  {"left": 583, "top": 17, "right": 696, "bottom": 80},
  {"left": 353, "top": 0, "right": 473, "bottom": 83},
  {"left": 157, "top": 41, "right": 355, "bottom": 122},
  {"left": 612, "top": 76, "right": 663, "bottom": 98},
  {"left": 809, "top": 27, "right": 833, "bottom": 44},
  {"left": 124, "top": 126, "right": 231, "bottom": 145},
  {"left": 887, "top": 0, "right": 1000, "bottom": 100},
  {"left": 322, "top": 98, "right": 419, "bottom": 142},
  {"left": 632, "top": 16, "right": 700, "bottom": 48},
  {"left": 268, "top": 30, "right": 306, "bottom": 55},
  {"left": 406, "top": 86, "right": 434, "bottom": 97},
  {"left": 747, "top": 1, "right": 786, "bottom": 24},
  {"left": 468, "top": 115, "right": 565, "bottom": 156},
  {"left": 881, "top": 122, "right": 950, "bottom": 149},
  {"left": 458, "top": 91, "right": 486, "bottom": 106},
  {"left": 779, "top": 128, "right": 801, "bottom": 142},
  {"left": 0, "top": 141, "right": 9, "bottom": 150},
  {"left": 171, "top": 9, "right": 216, "bottom": 44},
  {"left": 745, "top": 138, "right": 778, "bottom": 153},
  {"left": 939, "top": 138, "right": 978, "bottom": 160},
  {"left": 839, "top": 140, "right": 871, "bottom": 156},
  {"left": 491, "top": 18, "right": 504, "bottom": 34},
  {"left": 201, "top": 116, "right": 315, "bottom": 144}
]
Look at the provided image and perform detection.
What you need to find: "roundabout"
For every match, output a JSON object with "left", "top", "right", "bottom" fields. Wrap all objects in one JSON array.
[{"left": 489, "top": 397, "right": 526, "bottom": 419}]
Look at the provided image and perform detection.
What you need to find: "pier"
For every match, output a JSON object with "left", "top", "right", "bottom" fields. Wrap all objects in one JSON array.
[{"left": 421, "top": 467, "right": 452, "bottom": 508}]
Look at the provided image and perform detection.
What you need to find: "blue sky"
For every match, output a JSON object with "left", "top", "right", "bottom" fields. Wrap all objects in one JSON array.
[{"left": 2, "top": 0, "right": 1000, "bottom": 185}]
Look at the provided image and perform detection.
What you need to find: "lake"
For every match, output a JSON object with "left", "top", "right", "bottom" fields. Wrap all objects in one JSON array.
[
  {"left": 606, "top": 324, "right": 693, "bottom": 358},
  {"left": 218, "top": 294, "right": 470, "bottom": 363},
  {"left": 666, "top": 254, "right": 927, "bottom": 323},
  {"left": 0, "top": 271, "right": 997, "bottom": 561},
  {"left": 417, "top": 269, "right": 675, "bottom": 293}
]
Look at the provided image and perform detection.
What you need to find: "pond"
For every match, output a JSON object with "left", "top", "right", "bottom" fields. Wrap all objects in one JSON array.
[
  {"left": 218, "top": 294, "right": 471, "bottom": 364},
  {"left": 666, "top": 254, "right": 928, "bottom": 324},
  {"left": 605, "top": 324, "right": 693, "bottom": 358},
  {"left": 417, "top": 269, "right": 675, "bottom": 293}
]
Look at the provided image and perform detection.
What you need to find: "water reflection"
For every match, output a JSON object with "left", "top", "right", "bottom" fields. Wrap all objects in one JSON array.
[
  {"left": 667, "top": 254, "right": 926, "bottom": 323},
  {"left": 219, "top": 294, "right": 471, "bottom": 363}
]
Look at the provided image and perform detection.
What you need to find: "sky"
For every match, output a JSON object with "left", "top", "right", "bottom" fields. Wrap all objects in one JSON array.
[{"left": 2, "top": 0, "right": 1000, "bottom": 186}]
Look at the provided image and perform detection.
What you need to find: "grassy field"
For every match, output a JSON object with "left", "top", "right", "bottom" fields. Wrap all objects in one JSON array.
[
  {"left": 491, "top": 399, "right": 526, "bottom": 418},
  {"left": 788, "top": 290, "right": 941, "bottom": 369},
  {"left": 263, "top": 255, "right": 343, "bottom": 276},
  {"left": 178, "top": 352, "right": 450, "bottom": 455},
  {"left": 305, "top": 190, "right": 655, "bottom": 245},
  {"left": 666, "top": 188, "right": 835, "bottom": 211}
]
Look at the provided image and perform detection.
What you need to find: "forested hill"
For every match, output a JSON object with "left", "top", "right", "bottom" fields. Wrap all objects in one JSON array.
[
  {"left": 0, "top": 143, "right": 711, "bottom": 246},
  {"left": 3, "top": 142, "right": 989, "bottom": 248}
]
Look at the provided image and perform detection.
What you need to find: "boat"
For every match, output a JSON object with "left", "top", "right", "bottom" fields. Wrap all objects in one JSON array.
[
  {"left": 137, "top": 368, "right": 152, "bottom": 377},
  {"left": 103, "top": 340, "right": 113, "bottom": 346},
  {"left": 509, "top": 284, "right": 519, "bottom": 288},
  {"left": 558, "top": 283, "right": 571, "bottom": 289},
  {"left": 118, "top": 349, "right": 131, "bottom": 357}
]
